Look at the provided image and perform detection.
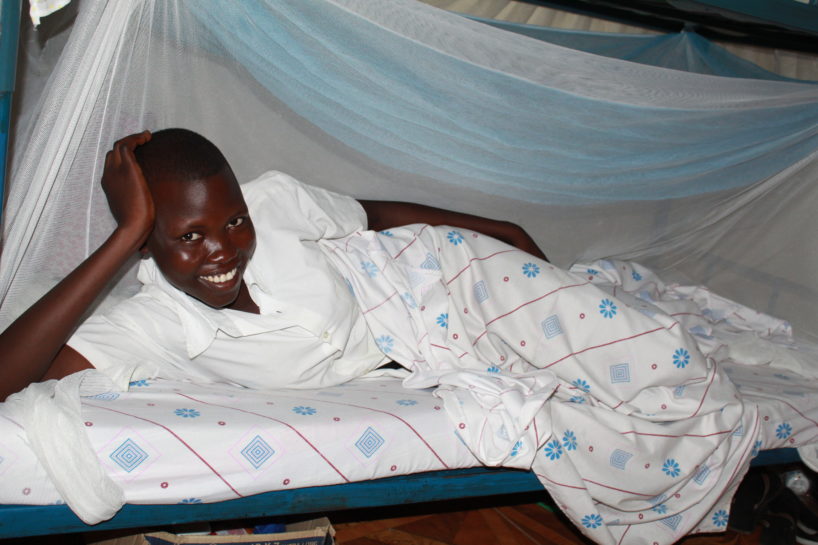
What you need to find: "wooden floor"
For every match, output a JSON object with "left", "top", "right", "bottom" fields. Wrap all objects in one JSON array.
[{"left": 332, "top": 494, "right": 764, "bottom": 545}]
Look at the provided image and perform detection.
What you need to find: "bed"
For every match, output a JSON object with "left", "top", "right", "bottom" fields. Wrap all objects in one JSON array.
[
  {"left": 0, "top": 324, "right": 815, "bottom": 541},
  {"left": 3, "top": 0, "right": 818, "bottom": 543}
]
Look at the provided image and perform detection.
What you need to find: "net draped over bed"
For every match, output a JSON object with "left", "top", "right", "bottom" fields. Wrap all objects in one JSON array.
[
  {"left": 4, "top": 0, "right": 818, "bottom": 342},
  {"left": 2, "top": 1, "right": 818, "bottom": 543}
]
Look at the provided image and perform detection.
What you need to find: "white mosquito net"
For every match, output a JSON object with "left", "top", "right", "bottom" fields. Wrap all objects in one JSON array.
[{"left": 3, "top": 0, "right": 818, "bottom": 357}]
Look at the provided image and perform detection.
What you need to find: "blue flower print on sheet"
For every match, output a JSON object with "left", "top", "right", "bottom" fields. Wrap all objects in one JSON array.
[
  {"left": 361, "top": 261, "right": 378, "bottom": 278},
  {"left": 543, "top": 439, "right": 563, "bottom": 461},
  {"left": 375, "top": 335, "right": 395, "bottom": 354},
  {"left": 673, "top": 348, "right": 691, "bottom": 369},
  {"left": 581, "top": 514, "right": 603, "bottom": 529},
  {"left": 572, "top": 378, "right": 591, "bottom": 393},
  {"left": 436, "top": 313, "right": 449, "bottom": 329},
  {"left": 776, "top": 423, "right": 792, "bottom": 440},
  {"left": 712, "top": 509, "right": 729, "bottom": 528},
  {"left": 652, "top": 504, "right": 668, "bottom": 515},
  {"left": 599, "top": 298, "right": 617, "bottom": 318},
  {"left": 510, "top": 440, "right": 523, "bottom": 457},
  {"left": 397, "top": 399, "right": 417, "bottom": 406},
  {"left": 447, "top": 231, "right": 464, "bottom": 246},
  {"left": 562, "top": 430, "right": 577, "bottom": 451},
  {"left": 522, "top": 263, "right": 540, "bottom": 278},
  {"left": 487, "top": 365, "right": 501, "bottom": 373},
  {"left": 179, "top": 498, "right": 203, "bottom": 504},
  {"left": 751, "top": 440, "right": 763, "bottom": 458},
  {"left": 632, "top": 271, "right": 643, "bottom": 282},
  {"left": 569, "top": 395, "right": 586, "bottom": 404},
  {"left": 587, "top": 268, "right": 599, "bottom": 276},
  {"left": 662, "top": 459, "right": 681, "bottom": 478},
  {"left": 129, "top": 379, "right": 149, "bottom": 388},
  {"left": 380, "top": 230, "right": 394, "bottom": 237},
  {"left": 293, "top": 406, "right": 317, "bottom": 416},
  {"left": 175, "top": 408, "right": 200, "bottom": 418}
]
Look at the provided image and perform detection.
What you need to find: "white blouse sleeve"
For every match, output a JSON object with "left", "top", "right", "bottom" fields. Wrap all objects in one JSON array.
[{"left": 241, "top": 171, "right": 367, "bottom": 240}]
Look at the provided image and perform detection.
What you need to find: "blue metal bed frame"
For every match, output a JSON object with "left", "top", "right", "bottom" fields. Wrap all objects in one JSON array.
[{"left": 0, "top": 448, "right": 800, "bottom": 539}]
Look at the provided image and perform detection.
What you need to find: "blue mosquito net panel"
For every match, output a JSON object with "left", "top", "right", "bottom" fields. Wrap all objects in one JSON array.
[
  {"left": 3, "top": 0, "right": 818, "bottom": 348},
  {"left": 471, "top": 19, "right": 804, "bottom": 81}
]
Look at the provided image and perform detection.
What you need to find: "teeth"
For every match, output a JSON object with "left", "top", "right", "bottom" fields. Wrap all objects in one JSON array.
[{"left": 201, "top": 268, "right": 237, "bottom": 284}]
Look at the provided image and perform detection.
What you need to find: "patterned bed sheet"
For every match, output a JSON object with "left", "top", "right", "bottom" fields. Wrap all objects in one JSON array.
[
  {"left": 1, "top": 367, "right": 817, "bottom": 509},
  {"left": 0, "top": 377, "right": 479, "bottom": 507},
  {"left": 725, "top": 362, "right": 818, "bottom": 454}
]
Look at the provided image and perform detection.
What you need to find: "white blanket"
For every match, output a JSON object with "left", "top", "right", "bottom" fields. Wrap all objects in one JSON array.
[{"left": 320, "top": 225, "right": 779, "bottom": 545}]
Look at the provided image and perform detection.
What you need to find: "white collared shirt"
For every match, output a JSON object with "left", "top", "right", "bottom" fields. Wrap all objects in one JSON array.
[{"left": 68, "top": 171, "right": 387, "bottom": 390}]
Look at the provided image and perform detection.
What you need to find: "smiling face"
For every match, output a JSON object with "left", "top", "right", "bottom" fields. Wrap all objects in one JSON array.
[{"left": 144, "top": 169, "right": 257, "bottom": 311}]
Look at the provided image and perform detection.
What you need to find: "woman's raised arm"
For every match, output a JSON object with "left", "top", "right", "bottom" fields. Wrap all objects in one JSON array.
[
  {"left": 358, "top": 199, "right": 547, "bottom": 261},
  {"left": 0, "top": 131, "right": 154, "bottom": 401}
]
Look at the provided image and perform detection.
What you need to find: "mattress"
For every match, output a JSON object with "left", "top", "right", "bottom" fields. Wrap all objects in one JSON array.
[{"left": 1, "top": 366, "right": 816, "bottom": 510}]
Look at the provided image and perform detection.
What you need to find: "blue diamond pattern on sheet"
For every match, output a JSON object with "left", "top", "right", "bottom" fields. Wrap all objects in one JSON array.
[
  {"left": 661, "top": 514, "right": 683, "bottom": 531},
  {"left": 609, "top": 449, "right": 633, "bottom": 470},
  {"left": 650, "top": 494, "right": 668, "bottom": 506},
  {"left": 609, "top": 363, "right": 631, "bottom": 384},
  {"left": 241, "top": 435, "right": 275, "bottom": 470},
  {"left": 355, "top": 427, "right": 385, "bottom": 458},
  {"left": 541, "top": 314, "right": 563, "bottom": 339},
  {"left": 473, "top": 280, "right": 489, "bottom": 303},
  {"left": 408, "top": 270, "right": 425, "bottom": 288},
  {"left": 109, "top": 438, "right": 149, "bottom": 473},
  {"left": 90, "top": 392, "right": 120, "bottom": 401},
  {"left": 420, "top": 253, "right": 441, "bottom": 270},
  {"left": 693, "top": 464, "right": 711, "bottom": 485}
]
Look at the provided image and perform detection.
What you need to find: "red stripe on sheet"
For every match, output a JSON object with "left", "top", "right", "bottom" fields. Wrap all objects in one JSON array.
[
  {"left": 178, "top": 393, "right": 350, "bottom": 482},
  {"left": 616, "top": 525, "right": 633, "bottom": 545},
  {"left": 343, "top": 231, "right": 364, "bottom": 253},
  {"left": 582, "top": 477, "right": 653, "bottom": 497},
  {"left": 535, "top": 472, "right": 588, "bottom": 491},
  {"left": 445, "top": 249, "right": 518, "bottom": 285},
  {"left": 364, "top": 290, "right": 399, "bottom": 315},
  {"left": 540, "top": 324, "right": 678, "bottom": 370},
  {"left": 618, "top": 429, "right": 734, "bottom": 439},
  {"left": 86, "top": 402, "right": 244, "bottom": 498},
  {"left": 471, "top": 280, "right": 592, "bottom": 345},
  {"left": 272, "top": 393, "right": 451, "bottom": 469},
  {"left": 690, "top": 359, "right": 718, "bottom": 418},
  {"left": 778, "top": 398, "right": 818, "bottom": 428},
  {"left": 392, "top": 225, "right": 430, "bottom": 261}
]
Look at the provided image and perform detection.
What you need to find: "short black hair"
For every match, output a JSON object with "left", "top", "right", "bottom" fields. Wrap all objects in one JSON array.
[{"left": 134, "top": 128, "right": 232, "bottom": 186}]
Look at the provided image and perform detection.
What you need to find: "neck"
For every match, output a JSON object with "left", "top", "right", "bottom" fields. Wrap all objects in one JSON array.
[{"left": 226, "top": 281, "right": 260, "bottom": 314}]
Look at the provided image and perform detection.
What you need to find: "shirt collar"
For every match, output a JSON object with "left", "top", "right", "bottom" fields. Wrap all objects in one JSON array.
[{"left": 137, "top": 257, "right": 240, "bottom": 359}]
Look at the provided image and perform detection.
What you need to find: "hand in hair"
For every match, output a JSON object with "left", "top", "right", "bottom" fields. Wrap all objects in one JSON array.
[{"left": 102, "top": 130, "right": 155, "bottom": 246}]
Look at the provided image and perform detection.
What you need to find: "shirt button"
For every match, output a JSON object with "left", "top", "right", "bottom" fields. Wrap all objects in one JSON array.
[{"left": 322, "top": 331, "right": 331, "bottom": 340}]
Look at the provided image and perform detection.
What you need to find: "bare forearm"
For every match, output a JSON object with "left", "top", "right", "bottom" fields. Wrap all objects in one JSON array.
[
  {"left": 0, "top": 227, "right": 144, "bottom": 400},
  {"left": 359, "top": 200, "right": 547, "bottom": 261}
]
